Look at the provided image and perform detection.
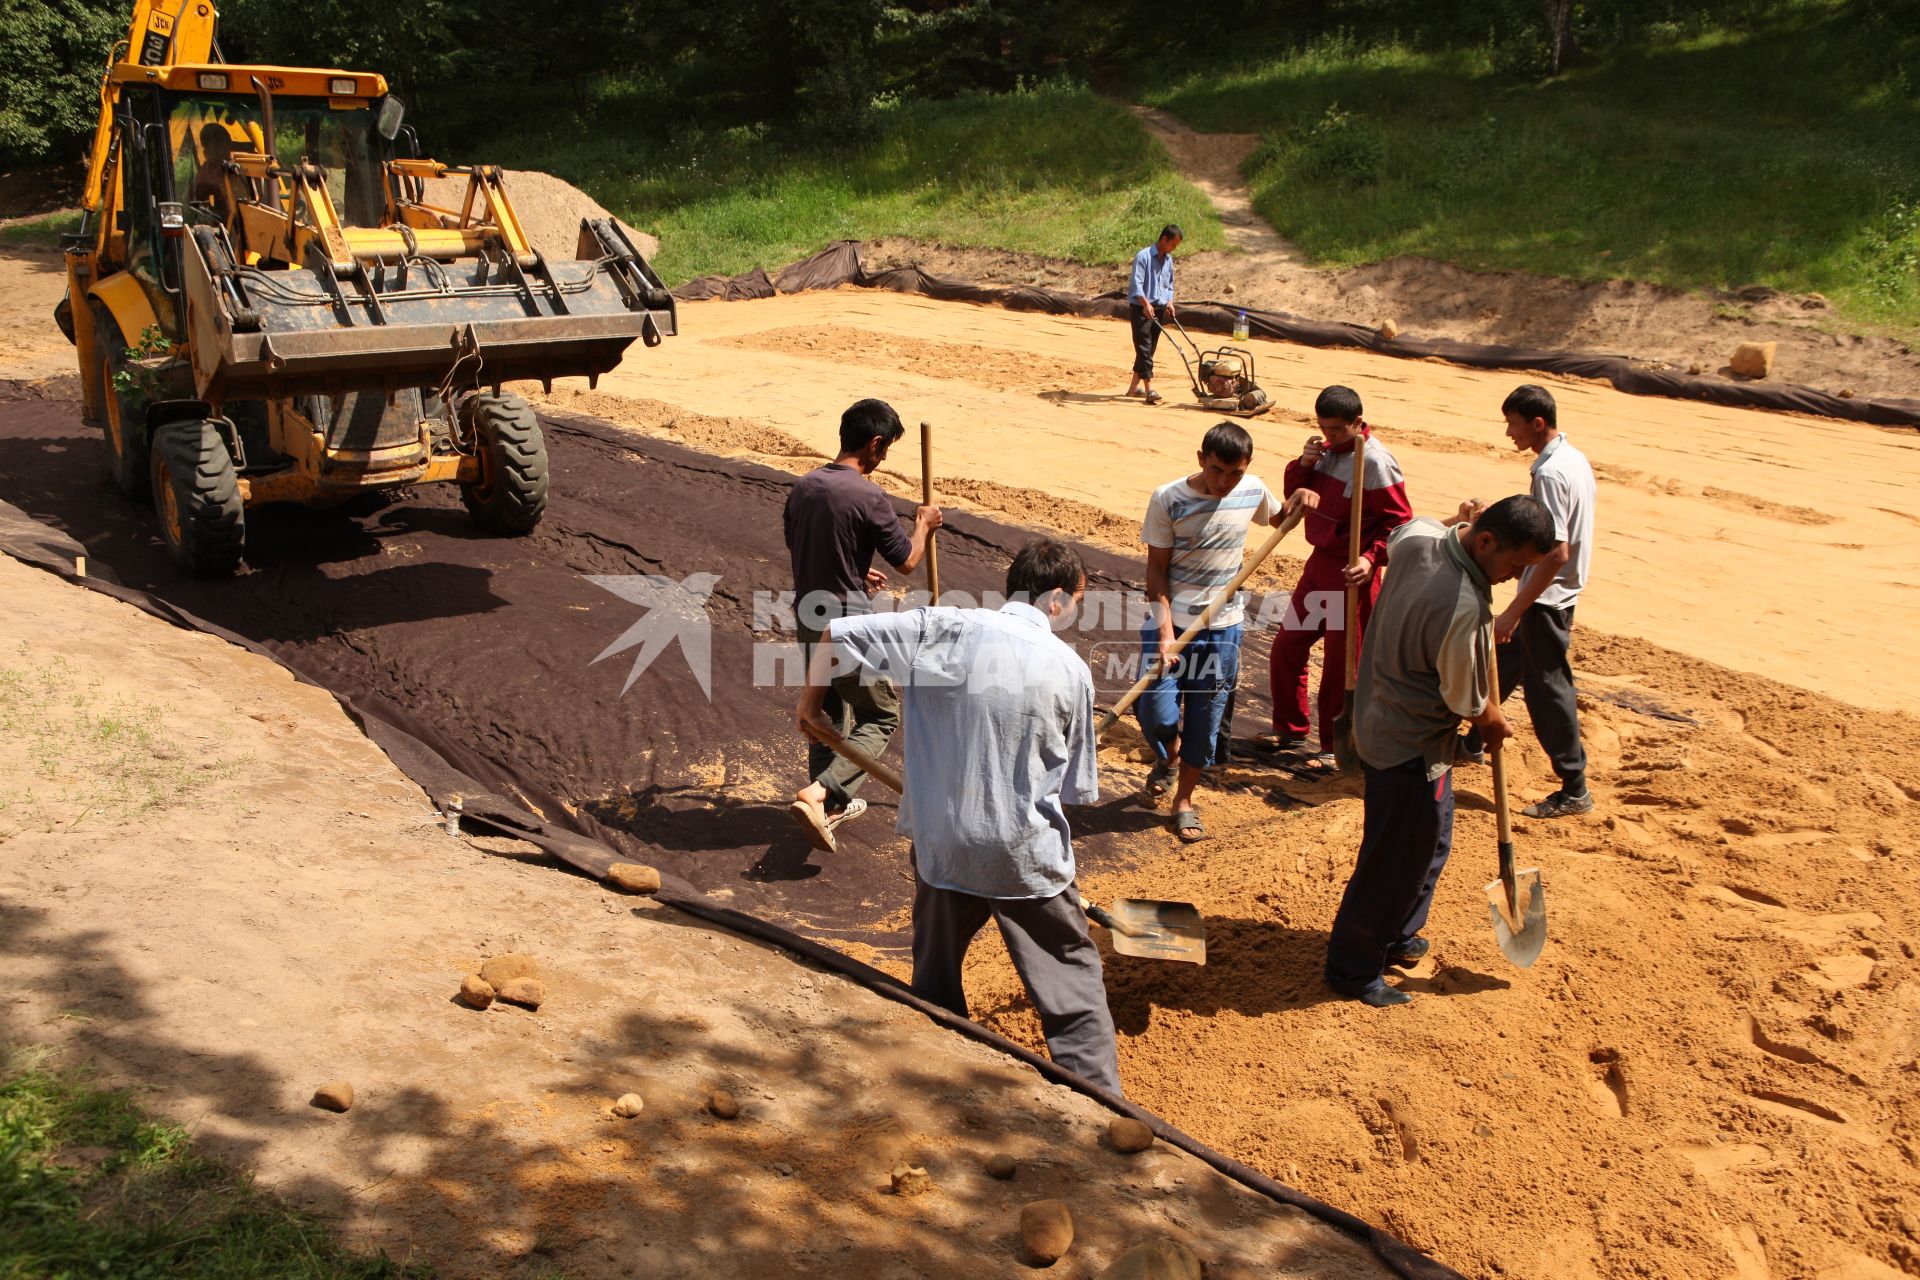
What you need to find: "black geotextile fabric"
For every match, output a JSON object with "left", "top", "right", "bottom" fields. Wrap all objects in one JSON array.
[
  {"left": 0, "top": 386, "right": 1462, "bottom": 1280},
  {"left": 672, "top": 240, "right": 1920, "bottom": 430}
]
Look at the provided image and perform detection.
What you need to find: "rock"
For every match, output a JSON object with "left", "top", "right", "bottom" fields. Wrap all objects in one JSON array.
[
  {"left": 496, "top": 977, "right": 546, "bottom": 1010},
  {"left": 457, "top": 974, "right": 495, "bottom": 1009},
  {"left": 1802, "top": 292, "right": 1829, "bottom": 309},
  {"left": 611, "top": 1093, "right": 645, "bottom": 1118},
  {"left": 479, "top": 952, "right": 538, "bottom": 987},
  {"left": 987, "top": 1152, "right": 1017, "bottom": 1180},
  {"left": 605, "top": 862, "right": 662, "bottom": 894},
  {"left": 1107, "top": 1117, "right": 1154, "bottom": 1153},
  {"left": 1687, "top": 363, "right": 1704, "bottom": 376},
  {"left": 1377, "top": 318, "right": 1400, "bottom": 340},
  {"left": 1840, "top": 388, "right": 1855, "bottom": 398},
  {"left": 1020, "top": 1199, "right": 1074, "bottom": 1265},
  {"left": 1729, "top": 341, "right": 1777, "bottom": 379},
  {"left": 707, "top": 1089, "right": 740, "bottom": 1119},
  {"left": 1097, "top": 1238, "right": 1203, "bottom": 1280},
  {"left": 310, "top": 1081, "right": 354, "bottom": 1113},
  {"left": 890, "top": 1164, "right": 933, "bottom": 1197}
]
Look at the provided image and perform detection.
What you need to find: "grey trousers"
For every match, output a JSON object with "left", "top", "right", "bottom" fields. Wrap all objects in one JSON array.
[
  {"left": 1498, "top": 602, "right": 1588, "bottom": 793},
  {"left": 799, "top": 620, "right": 901, "bottom": 809},
  {"left": 910, "top": 868, "right": 1123, "bottom": 1095}
]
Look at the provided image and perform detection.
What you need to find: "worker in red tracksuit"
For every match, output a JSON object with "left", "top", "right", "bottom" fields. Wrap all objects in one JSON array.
[{"left": 1259, "top": 386, "right": 1413, "bottom": 772}]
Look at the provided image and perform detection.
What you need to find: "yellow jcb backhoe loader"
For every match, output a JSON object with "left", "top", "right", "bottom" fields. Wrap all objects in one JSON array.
[{"left": 55, "top": 0, "right": 677, "bottom": 576}]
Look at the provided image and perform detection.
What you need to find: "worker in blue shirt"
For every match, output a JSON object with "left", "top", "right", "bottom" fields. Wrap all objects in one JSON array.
[{"left": 1125, "top": 224, "right": 1182, "bottom": 405}]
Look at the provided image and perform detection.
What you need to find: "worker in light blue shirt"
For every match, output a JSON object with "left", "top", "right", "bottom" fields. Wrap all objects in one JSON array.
[
  {"left": 795, "top": 539, "right": 1121, "bottom": 1093},
  {"left": 1125, "top": 224, "right": 1183, "bottom": 404}
]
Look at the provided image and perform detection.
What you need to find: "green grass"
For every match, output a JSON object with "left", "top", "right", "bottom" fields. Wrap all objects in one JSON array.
[
  {"left": 0, "top": 1045, "right": 426, "bottom": 1279},
  {"left": 1146, "top": 1, "right": 1920, "bottom": 334},
  {"left": 0, "top": 210, "right": 81, "bottom": 248},
  {"left": 458, "top": 82, "right": 1224, "bottom": 284}
]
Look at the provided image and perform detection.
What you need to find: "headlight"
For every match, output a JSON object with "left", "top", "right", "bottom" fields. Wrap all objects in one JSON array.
[
  {"left": 330, "top": 78, "right": 357, "bottom": 95},
  {"left": 197, "top": 72, "right": 229, "bottom": 90}
]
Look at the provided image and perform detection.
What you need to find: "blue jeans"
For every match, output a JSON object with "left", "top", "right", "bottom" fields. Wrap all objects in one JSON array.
[{"left": 1134, "top": 622, "right": 1243, "bottom": 771}]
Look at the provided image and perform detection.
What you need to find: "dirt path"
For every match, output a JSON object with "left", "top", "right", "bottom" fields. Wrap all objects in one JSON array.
[
  {"left": 0, "top": 552, "right": 1397, "bottom": 1280},
  {"left": 1131, "top": 105, "right": 1301, "bottom": 267}
]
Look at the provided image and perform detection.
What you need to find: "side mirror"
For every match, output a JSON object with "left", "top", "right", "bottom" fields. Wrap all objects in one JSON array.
[{"left": 376, "top": 96, "right": 405, "bottom": 141}]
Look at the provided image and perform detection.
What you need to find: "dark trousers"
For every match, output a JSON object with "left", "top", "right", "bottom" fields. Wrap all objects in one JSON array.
[
  {"left": 1325, "top": 757, "right": 1455, "bottom": 994},
  {"left": 1129, "top": 305, "right": 1161, "bottom": 381},
  {"left": 1498, "top": 603, "right": 1587, "bottom": 793},
  {"left": 799, "top": 620, "right": 900, "bottom": 809},
  {"left": 911, "top": 869, "right": 1123, "bottom": 1094}
]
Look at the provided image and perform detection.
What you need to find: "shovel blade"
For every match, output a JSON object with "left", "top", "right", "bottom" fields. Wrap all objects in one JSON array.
[
  {"left": 1104, "top": 898, "right": 1207, "bottom": 966},
  {"left": 1485, "top": 869, "right": 1547, "bottom": 968}
]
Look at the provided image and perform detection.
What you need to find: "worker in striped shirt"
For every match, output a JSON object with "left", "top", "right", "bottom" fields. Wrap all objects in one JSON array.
[{"left": 1137, "top": 421, "right": 1306, "bottom": 842}]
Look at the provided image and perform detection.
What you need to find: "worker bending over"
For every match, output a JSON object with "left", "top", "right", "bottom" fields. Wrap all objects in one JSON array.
[
  {"left": 796, "top": 540, "right": 1121, "bottom": 1093},
  {"left": 1326, "top": 497, "right": 1556, "bottom": 1007},
  {"left": 1260, "top": 385, "right": 1412, "bottom": 773}
]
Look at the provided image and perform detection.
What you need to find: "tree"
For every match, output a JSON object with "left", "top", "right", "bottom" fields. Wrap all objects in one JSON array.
[
  {"left": 1541, "top": 0, "right": 1576, "bottom": 74},
  {"left": 0, "top": 0, "right": 124, "bottom": 167}
]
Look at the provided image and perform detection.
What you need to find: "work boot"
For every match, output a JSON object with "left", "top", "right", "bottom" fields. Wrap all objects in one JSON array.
[
  {"left": 1349, "top": 982, "right": 1412, "bottom": 1009},
  {"left": 1385, "top": 937, "right": 1430, "bottom": 968},
  {"left": 1522, "top": 789, "right": 1594, "bottom": 819}
]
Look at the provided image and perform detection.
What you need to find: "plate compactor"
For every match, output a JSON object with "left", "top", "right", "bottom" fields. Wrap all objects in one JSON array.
[
  {"left": 56, "top": 0, "right": 676, "bottom": 576},
  {"left": 1153, "top": 315, "right": 1271, "bottom": 418}
]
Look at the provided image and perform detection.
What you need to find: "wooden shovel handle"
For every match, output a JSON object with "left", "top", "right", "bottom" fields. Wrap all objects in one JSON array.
[
  {"left": 1487, "top": 643, "right": 1519, "bottom": 916},
  {"left": 920, "top": 420, "right": 940, "bottom": 604},
  {"left": 806, "top": 719, "right": 903, "bottom": 796},
  {"left": 1097, "top": 501, "right": 1308, "bottom": 738},
  {"left": 1344, "top": 430, "right": 1366, "bottom": 692}
]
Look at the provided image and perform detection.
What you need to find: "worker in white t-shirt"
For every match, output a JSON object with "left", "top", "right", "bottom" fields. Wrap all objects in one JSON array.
[{"left": 1464, "top": 383, "right": 1598, "bottom": 819}]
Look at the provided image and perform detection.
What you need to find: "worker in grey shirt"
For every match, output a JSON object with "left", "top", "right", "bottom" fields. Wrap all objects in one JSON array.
[
  {"left": 1327, "top": 497, "right": 1556, "bottom": 1007},
  {"left": 1464, "top": 384, "right": 1599, "bottom": 818},
  {"left": 795, "top": 540, "right": 1120, "bottom": 1093}
]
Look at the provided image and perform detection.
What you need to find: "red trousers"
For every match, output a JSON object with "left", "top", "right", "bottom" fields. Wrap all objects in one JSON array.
[{"left": 1269, "top": 550, "right": 1381, "bottom": 747}]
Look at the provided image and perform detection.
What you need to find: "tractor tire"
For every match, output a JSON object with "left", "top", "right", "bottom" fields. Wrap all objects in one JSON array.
[
  {"left": 459, "top": 391, "right": 547, "bottom": 534},
  {"left": 88, "top": 302, "right": 150, "bottom": 501},
  {"left": 150, "top": 420, "right": 245, "bottom": 578}
]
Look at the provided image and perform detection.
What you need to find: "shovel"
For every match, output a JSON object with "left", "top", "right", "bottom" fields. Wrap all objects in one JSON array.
[
  {"left": 1330, "top": 429, "right": 1365, "bottom": 773},
  {"left": 1485, "top": 647, "right": 1548, "bottom": 967},
  {"left": 800, "top": 718, "right": 1207, "bottom": 965},
  {"left": 1095, "top": 499, "right": 1307, "bottom": 738}
]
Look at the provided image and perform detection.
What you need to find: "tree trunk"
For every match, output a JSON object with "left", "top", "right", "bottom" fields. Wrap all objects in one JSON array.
[{"left": 1542, "top": 0, "right": 1575, "bottom": 74}]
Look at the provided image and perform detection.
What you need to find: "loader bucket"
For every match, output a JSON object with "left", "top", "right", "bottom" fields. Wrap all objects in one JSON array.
[{"left": 182, "top": 218, "right": 675, "bottom": 402}]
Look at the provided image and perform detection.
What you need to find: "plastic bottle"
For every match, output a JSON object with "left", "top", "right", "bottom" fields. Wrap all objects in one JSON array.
[{"left": 1233, "top": 310, "right": 1250, "bottom": 342}]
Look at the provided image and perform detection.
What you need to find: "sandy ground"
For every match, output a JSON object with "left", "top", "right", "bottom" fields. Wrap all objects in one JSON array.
[
  {"left": 567, "top": 287, "right": 1920, "bottom": 714},
  {"left": 11, "top": 178, "right": 1920, "bottom": 1280},
  {"left": 0, "top": 553, "right": 1396, "bottom": 1279}
]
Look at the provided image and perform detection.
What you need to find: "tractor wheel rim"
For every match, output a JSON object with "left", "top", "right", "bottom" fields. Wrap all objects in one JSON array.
[{"left": 158, "top": 467, "right": 183, "bottom": 545}]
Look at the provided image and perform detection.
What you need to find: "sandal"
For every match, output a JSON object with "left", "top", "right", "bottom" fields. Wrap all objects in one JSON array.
[
  {"left": 787, "top": 798, "right": 837, "bottom": 853},
  {"left": 1251, "top": 732, "right": 1310, "bottom": 755},
  {"left": 1285, "top": 752, "right": 1339, "bottom": 781},
  {"left": 1172, "top": 809, "right": 1207, "bottom": 843},
  {"left": 1143, "top": 762, "right": 1175, "bottom": 798}
]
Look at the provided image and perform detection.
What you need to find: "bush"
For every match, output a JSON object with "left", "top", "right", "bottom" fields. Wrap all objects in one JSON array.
[{"left": 1297, "top": 105, "right": 1386, "bottom": 185}]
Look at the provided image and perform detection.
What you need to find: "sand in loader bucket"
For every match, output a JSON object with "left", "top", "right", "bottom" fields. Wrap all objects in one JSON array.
[{"left": 420, "top": 169, "right": 660, "bottom": 264}]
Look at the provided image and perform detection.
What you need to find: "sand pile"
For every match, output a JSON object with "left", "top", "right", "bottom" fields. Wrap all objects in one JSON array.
[
  {"left": 947, "top": 629, "right": 1920, "bottom": 1280},
  {"left": 420, "top": 168, "right": 659, "bottom": 264}
]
